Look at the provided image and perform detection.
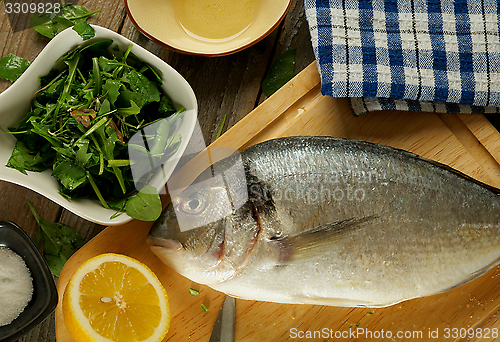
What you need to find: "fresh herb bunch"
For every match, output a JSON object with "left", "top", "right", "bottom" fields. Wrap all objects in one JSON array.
[{"left": 5, "top": 39, "right": 183, "bottom": 221}]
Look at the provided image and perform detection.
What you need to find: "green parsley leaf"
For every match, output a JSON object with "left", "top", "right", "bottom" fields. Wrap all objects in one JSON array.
[
  {"left": 52, "top": 160, "right": 88, "bottom": 191},
  {"left": 30, "top": 4, "right": 99, "bottom": 39},
  {"left": 72, "top": 21, "right": 95, "bottom": 40},
  {"left": 6, "top": 141, "right": 45, "bottom": 174},
  {"left": 125, "top": 185, "right": 162, "bottom": 221},
  {"left": 0, "top": 53, "right": 30, "bottom": 81}
]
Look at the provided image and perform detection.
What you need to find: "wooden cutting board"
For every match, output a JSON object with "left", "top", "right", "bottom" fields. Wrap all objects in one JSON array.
[{"left": 56, "top": 62, "right": 500, "bottom": 342}]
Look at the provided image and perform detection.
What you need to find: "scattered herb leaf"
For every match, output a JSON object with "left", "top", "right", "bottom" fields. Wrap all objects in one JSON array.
[
  {"left": 201, "top": 303, "right": 209, "bottom": 312},
  {"left": 215, "top": 112, "right": 227, "bottom": 140},
  {"left": 189, "top": 288, "right": 200, "bottom": 296},
  {"left": 262, "top": 49, "right": 297, "bottom": 97},
  {"left": 0, "top": 53, "right": 30, "bottom": 81},
  {"left": 29, "top": 202, "right": 84, "bottom": 276},
  {"left": 30, "top": 4, "right": 99, "bottom": 39}
]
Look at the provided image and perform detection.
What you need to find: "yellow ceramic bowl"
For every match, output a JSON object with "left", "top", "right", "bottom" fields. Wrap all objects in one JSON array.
[{"left": 125, "top": 0, "right": 292, "bottom": 56}]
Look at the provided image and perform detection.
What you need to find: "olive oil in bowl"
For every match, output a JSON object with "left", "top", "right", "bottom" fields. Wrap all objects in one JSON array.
[{"left": 173, "top": 0, "right": 262, "bottom": 42}]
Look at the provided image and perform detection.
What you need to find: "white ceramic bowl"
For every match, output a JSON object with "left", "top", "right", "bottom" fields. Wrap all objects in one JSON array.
[
  {"left": 0, "top": 26, "right": 197, "bottom": 225},
  {"left": 125, "top": 0, "right": 292, "bottom": 56}
]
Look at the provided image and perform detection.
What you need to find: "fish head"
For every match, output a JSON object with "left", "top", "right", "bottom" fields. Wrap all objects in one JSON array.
[
  {"left": 148, "top": 153, "right": 261, "bottom": 285},
  {"left": 148, "top": 183, "right": 230, "bottom": 284}
]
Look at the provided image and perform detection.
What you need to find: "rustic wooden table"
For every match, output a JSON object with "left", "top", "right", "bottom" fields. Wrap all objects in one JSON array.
[
  {"left": 5, "top": 2, "right": 500, "bottom": 342},
  {"left": 0, "top": 0, "right": 315, "bottom": 341}
]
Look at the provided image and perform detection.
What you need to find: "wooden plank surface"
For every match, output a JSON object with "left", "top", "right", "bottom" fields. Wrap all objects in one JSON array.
[
  {"left": 0, "top": 1, "right": 315, "bottom": 341},
  {"left": 56, "top": 62, "right": 500, "bottom": 342}
]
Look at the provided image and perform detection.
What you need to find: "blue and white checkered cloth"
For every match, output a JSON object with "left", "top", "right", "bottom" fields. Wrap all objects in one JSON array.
[{"left": 303, "top": 0, "right": 500, "bottom": 115}]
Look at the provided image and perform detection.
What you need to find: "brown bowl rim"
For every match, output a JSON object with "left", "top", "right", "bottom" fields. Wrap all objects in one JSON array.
[{"left": 124, "top": 0, "right": 293, "bottom": 57}]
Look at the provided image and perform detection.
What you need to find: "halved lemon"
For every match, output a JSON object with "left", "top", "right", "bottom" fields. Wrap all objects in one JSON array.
[{"left": 63, "top": 253, "right": 170, "bottom": 342}]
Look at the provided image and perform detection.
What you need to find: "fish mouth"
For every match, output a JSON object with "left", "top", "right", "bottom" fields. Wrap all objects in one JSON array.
[{"left": 147, "top": 236, "right": 183, "bottom": 251}]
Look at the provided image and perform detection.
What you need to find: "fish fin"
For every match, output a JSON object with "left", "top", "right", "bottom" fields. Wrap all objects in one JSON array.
[
  {"left": 271, "top": 215, "right": 379, "bottom": 264},
  {"left": 421, "top": 157, "right": 500, "bottom": 194},
  {"left": 147, "top": 236, "right": 183, "bottom": 250}
]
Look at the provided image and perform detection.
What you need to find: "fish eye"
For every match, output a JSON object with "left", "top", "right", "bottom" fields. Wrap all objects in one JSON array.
[{"left": 181, "top": 192, "right": 207, "bottom": 215}]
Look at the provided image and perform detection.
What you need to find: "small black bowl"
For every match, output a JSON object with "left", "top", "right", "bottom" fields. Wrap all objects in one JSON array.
[{"left": 0, "top": 221, "right": 58, "bottom": 342}]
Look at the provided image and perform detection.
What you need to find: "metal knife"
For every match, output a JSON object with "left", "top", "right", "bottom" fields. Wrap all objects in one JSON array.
[{"left": 209, "top": 296, "right": 235, "bottom": 342}]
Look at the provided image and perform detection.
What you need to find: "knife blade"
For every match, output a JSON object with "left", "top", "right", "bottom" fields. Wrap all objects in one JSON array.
[{"left": 209, "top": 296, "right": 235, "bottom": 342}]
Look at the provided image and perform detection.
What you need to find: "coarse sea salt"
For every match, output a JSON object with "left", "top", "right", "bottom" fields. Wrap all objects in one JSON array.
[{"left": 0, "top": 246, "right": 33, "bottom": 326}]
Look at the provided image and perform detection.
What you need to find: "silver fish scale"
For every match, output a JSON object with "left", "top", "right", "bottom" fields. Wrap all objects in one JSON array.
[
  {"left": 150, "top": 137, "right": 500, "bottom": 307},
  {"left": 216, "top": 137, "right": 500, "bottom": 306}
]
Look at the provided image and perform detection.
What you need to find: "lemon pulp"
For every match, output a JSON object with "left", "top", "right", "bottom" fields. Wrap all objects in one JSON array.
[
  {"left": 79, "top": 261, "right": 161, "bottom": 340},
  {"left": 63, "top": 253, "right": 170, "bottom": 342}
]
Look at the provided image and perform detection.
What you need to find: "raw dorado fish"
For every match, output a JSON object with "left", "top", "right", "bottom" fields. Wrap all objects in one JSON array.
[{"left": 148, "top": 136, "right": 500, "bottom": 307}]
